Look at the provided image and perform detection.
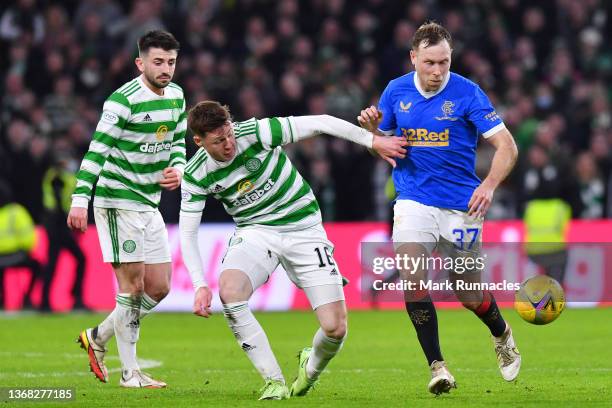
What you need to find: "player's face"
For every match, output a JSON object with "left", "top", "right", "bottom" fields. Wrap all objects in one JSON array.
[
  {"left": 410, "top": 40, "right": 451, "bottom": 92},
  {"left": 135, "top": 47, "right": 177, "bottom": 92},
  {"left": 199, "top": 122, "right": 237, "bottom": 162}
]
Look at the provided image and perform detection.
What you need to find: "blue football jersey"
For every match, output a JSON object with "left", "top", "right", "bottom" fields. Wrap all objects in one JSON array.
[{"left": 378, "top": 72, "right": 505, "bottom": 211}]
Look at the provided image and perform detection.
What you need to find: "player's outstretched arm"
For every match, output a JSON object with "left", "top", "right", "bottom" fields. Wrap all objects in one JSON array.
[
  {"left": 468, "top": 128, "right": 518, "bottom": 218},
  {"left": 291, "top": 115, "right": 406, "bottom": 166},
  {"left": 357, "top": 105, "right": 386, "bottom": 135}
]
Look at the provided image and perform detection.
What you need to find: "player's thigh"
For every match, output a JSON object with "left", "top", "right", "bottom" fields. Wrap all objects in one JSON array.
[
  {"left": 218, "top": 269, "right": 254, "bottom": 303},
  {"left": 220, "top": 228, "right": 280, "bottom": 295},
  {"left": 392, "top": 199, "right": 439, "bottom": 254},
  {"left": 93, "top": 207, "right": 147, "bottom": 264},
  {"left": 112, "top": 262, "right": 146, "bottom": 294},
  {"left": 279, "top": 224, "right": 343, "bottom": 289},
  {"left": 144, "top": 262, "right": 171, "bottom": 300},
  {"left": 312, "top": 297, "right": 347, "bottom": 338},
  {"left": 143, "top": 210, "right": 171, "bottom": 264}
]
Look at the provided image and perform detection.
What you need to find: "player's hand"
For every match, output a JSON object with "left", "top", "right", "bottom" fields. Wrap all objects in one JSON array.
[
  {"left": 193, "top": 286, "right": 213, "bottom": 318},
  {"left": 67, "top": 207, "right": 88, "bottom": 232},
  {"left": 159, "top": 167, "right": 182, "bottom": 190},
  {"left": 357, "top": 105, "right": 383, "bottom": 132},
  {"left": 468, "top": 182, "right": 495, "bottom": 218},
  {"left": 372, "top": 135, "right": 407, "bottom": 168}
]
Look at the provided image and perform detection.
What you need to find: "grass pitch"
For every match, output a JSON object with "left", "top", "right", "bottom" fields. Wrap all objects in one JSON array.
[{"left": 0, "top": 308, "right": 610, "bottom": 407}]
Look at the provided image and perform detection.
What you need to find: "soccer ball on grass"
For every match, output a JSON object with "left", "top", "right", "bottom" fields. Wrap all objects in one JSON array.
[{"left": 514, "top": 275, "right": 565, "bottom": 325}]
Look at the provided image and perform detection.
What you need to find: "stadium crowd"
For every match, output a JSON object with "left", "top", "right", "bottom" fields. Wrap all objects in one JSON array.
[{"left": 0, "top": 0, "right": 610, "bottom": 223}]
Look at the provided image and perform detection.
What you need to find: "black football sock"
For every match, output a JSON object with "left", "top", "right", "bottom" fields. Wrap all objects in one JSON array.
[
  {"left": 405, "top": 296, "right": 443, "bottom": 365},
  {"left": 474, "top": 291, "right": 506, "bottom": 337}
]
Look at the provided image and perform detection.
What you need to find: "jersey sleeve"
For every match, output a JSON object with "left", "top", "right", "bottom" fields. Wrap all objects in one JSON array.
[
  {"left": 467, "top": 86, "right": 505, "bottom": 139},
  {"left": 377, "top": 84, "right": 397, "bottom": 134},
  {"left": 170, "top": 97, "right": 187, "bottom": 173},
  {"left": 256, "top": 117, "right": 296, "bottom": 149},
  {"left": 180, "top": 172, "right": 208, "bottom": 214},
  {"left": 71, "top": 92, "right": 130, "bottom": 208}
]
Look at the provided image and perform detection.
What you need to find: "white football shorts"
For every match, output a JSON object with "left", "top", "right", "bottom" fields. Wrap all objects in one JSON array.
[
  {"left": 93, "top": 207, "right": 171, "bottom": 264},
  {"left": 221, "top": 223, "right": 345, "bottom": 309},
  {"left": 392, "top": 199, "right": 483, "bottom": 259}
]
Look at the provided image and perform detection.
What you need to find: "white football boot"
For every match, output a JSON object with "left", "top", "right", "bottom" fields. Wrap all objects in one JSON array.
[
  {"left": 428, "top": 360, "right": 457, "bottom": 395},
  {"left": 120, "top": 370, "right": 167, "bottom": 388},
  {"left": 494, "top": 323, "right": 521, "bottom": 381}
]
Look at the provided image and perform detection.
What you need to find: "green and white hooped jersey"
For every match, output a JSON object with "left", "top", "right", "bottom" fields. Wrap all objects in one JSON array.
[
  {"left": 181, "top": 117, "right": 322, "bottom": 231},
  {"left": 72, "top": 76, "right": 187, "bottom": 211}
]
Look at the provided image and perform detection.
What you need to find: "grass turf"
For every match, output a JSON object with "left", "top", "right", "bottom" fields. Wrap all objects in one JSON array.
[{"left": 0, "top": 308, "right": 610, "bottom": 407}]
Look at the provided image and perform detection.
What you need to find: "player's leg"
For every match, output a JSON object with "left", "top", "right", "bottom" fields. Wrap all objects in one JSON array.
[
  {"left": 291, "top": 287, "right": 347, "bottom": 397},
  {"left": 393, "top": 200, "right": 453, "bottom": 394},
  {"left": 219, "top": 230, "right": 288, "bottom": 400},
  {"left": 276, "top": 224, "right": 347, "bottom": 396},
  {"left": 92, "top": 210, "right": 172, "bottom": 347},
  {"left": 442, "top": 210, "right": 520, "bottom": 382}
]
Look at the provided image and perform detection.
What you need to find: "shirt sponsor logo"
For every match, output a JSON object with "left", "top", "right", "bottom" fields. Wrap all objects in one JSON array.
[
  {"left": 101, "top": 111, "right": 119, "bottom": 124},
  {"left": 237, "top": 180, "right": 255, "bottom": 194},
  {"left": 401, "top": 128, "right": 450, "bottom": 146},
  {"left": 156, "top": 124, "right": 169, "bottom": 141},
  {"left": 435, "top": 100, "right": 459, "bottom": 121},
  {"left": 485, "top": 111, "right": 500, "bottom": 122},
  {"left": 139, "top": 142, "right": 172, "bottom": 153},
  {"left": 231, "top": 179, "right": 275, "bottom": 207}
]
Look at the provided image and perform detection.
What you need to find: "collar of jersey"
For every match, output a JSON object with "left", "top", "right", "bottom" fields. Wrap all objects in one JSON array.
[
  {"left": 413, "top": 72, "right": 450, "bottom": 99},
  {"left": 138, "top": 75, "right": 166, "bottom": 98}
]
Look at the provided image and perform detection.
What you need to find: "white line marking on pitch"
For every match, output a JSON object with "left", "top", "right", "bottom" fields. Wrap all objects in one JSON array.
[{"left": 0, "top": 353, "right": 162, "bottom": 379}]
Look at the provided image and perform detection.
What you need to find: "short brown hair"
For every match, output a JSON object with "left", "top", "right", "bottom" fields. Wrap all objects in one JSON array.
[
  {"left": 138, "top": 30, "right": 180, "bottom": 55},
  {"left": 412, "top": 22, "right": 452, "bottom": 50},
  {"left": 187, "top": 100, "right": 232, "bottom": 136}
]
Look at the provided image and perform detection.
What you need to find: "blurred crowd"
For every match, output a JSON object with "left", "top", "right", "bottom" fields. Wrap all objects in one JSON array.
[{"left": 0, "top": 0, "right": 610, "bottom": 223}]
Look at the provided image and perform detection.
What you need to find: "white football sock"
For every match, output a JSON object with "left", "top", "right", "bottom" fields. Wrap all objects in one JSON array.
[
  {"left": 114, "top": 293, "right": 141, "bottom": 371},
  {"left": 306, "top": 328, "right": 345, "bottom": 379},
  {"left": 95, "top": 293, "right": 159, "bottom": 346},
  {"left": 222, "top": 301, "right": 284, "bottom": 383}
]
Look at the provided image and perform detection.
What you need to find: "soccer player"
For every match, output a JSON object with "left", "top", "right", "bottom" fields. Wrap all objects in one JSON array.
[
  {"left": 68, "top": 30, "right": 186, "bottom": 388},
  {"left": 358, "top": 22, "right": 520, "bottom": 394},
  {"left": 179, "top": 101, "right": 406, "bottom": 400}
]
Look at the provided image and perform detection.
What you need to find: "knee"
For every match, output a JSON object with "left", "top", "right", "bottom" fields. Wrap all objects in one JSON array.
[
  {"left": 321, "top": 316, "right": 348, "bottom": 340},
  {"left": 123, "top": 278, "right": 145, "bottom": 296},
  {"left": 219, "top": 278, "right": 249, "bottom": 304},
  {"left": 146, "top": 282, "right": 170, "bottom": 302}
]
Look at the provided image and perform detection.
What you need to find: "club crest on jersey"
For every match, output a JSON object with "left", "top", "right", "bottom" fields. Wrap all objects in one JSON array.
[
  {"left": 245, "top": 158, "right": 262, "bottom": 172},
  {"left": 399, "top": 101, "right": 412, "bottom": 113},
  {"left": 156, "top": 124, "right": 168, "bottom": 141},
  {"left": 435, "top": 101, "right": 458, "bottom": 121}
]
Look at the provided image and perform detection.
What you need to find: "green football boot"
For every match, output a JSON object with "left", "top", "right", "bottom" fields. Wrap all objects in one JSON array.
[
  {"left": 290, "top": 347, "right": 318, "bottom": 397},
  {"left": 258, "top": 379, "right": 289, "bottom": 400}
]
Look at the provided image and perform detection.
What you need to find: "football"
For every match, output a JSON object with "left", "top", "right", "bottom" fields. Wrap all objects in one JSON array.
[{"left": 514, "top": 275, "right": 566, "bottom": 325}]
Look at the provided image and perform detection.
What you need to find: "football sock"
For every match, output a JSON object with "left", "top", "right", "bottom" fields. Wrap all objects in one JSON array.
[
  {"left": 405, "top": 296, "right": 443, "bottom": 365},
  {"left": 113, "top": 293, "right": 141, "bottom": 371},
  {"left": 222, "top": 301, "right": 284, "bottom": 383},
  {"left": 306, "top": 328, "right": 345, "bottom": 379},
  {"left": 95, "top": 293, "right": 159, "bottom": 346},
  {"left": 474, "top": 291, "right": 506, "bottom": 337}
]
